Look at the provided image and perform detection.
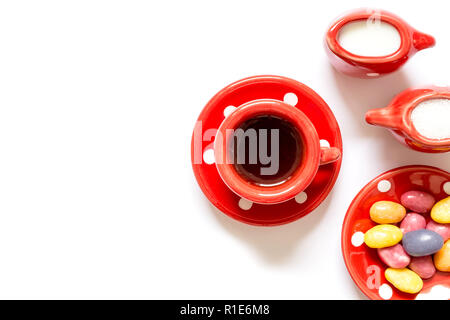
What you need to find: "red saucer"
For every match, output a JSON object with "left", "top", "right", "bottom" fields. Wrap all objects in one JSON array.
[
  {"left": 191, "top": 75, "right": 343, "bottom": 226},
  {"left": 342, "top": 165, "right": 450, "bottom": 300}
]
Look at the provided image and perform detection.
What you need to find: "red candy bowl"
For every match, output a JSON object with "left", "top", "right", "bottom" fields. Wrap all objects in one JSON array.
[
  {"left": 325, "top": 8, "right": 436, "bottom": 78},
  {"left": 365, "top": 86, "right": 450, "bottom": 153},
  {"left": 342, "top": 165, "right": 450, "bottom": 300},
  {"left": 191, "top": 75, "right": 343, "bottom": 226}
]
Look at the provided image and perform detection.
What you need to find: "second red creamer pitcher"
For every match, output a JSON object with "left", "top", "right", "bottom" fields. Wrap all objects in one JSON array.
[{"left": 365, "top": 86, "right": 450, "bottom": 153}]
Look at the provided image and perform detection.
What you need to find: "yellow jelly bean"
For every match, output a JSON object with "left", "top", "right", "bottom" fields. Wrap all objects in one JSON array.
[
  {"left": 434, "top": 240, "right": 450, "bottom": 272},
  {"left": 364, "top": 224, "right": 403, "bottom": 248},
  {"left": 431, "top": 196, "right": 450, "bottom": 223},
  {"left": 385, "top": 268, "right": 423, "bottom": 294},
  {"left": 370, "top": 201, "right": 406, "bottom": 224}
]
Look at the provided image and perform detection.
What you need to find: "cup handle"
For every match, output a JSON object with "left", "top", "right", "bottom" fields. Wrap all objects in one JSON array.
[{"left": 319, "top": 147, "right": 341, "bottom": 165}]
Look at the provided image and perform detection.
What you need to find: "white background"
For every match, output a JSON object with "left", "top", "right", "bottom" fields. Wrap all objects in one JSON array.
[{"left": 0, "top": 0, "right": 449, "bottom": 299}]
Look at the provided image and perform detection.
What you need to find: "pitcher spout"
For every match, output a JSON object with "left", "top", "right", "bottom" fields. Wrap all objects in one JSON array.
[
  {"left": 365, "top": 107, "right": 399, "bottom": 130},
  {"left": 413, "top": 31, "right": 436, "bottom": 51}
]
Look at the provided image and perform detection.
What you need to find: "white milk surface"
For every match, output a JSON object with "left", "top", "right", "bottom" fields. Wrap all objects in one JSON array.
[
  {"left": 338, "top": 20, "right": 401, "bottom": 56},
  {"left": 411, "top": 98, "right": 450, "bottom": 140}
]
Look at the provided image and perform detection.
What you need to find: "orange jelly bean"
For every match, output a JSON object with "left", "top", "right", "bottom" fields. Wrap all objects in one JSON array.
[{"left": 370, "top": 201, "right": 406, "bottom": 224}]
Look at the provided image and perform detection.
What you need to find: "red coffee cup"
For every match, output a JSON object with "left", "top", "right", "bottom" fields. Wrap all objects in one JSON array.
[
  {"left": 325, "top": 8, "right": 435, "bottom": 78},
  {"left": 365, "top": 86, "right": 450, "bottom": 153},
  {"left": 214, "top": 99, "right": 341, "bottom": 204}
]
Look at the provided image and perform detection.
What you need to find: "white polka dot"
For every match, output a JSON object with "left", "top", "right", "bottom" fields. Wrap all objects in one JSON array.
[
  {"left": 320, "top": 139, "right": 330, "bottom": 148},
  {"left": 239, "top": 198, "right": 253, "bottom": 210},
  {"left": 351, "top": 231, "right": 365, "bottom": 247},
  {"left": 203, "top": 149, "right": 215, "bottom": 164},
  {"left": 283, "top": 92, "right": 298, "bottom": 106},
  {"left": 367, "top": 72, "right": 380, "bottom": 77},
  {"left": 223, "top": 105, "right": 237, "bottom": 117},
  {"left": 378, "top": 284, "right": 393, "bottom": 300},
  {"left": 295, "top": 192, "right": 307, "bottom": 204},
  {"left": 416, "top": 285, "right": 450, "bottom": 300},
  {"left": 443, "top": 181, "right": 450, "bottom": 195},
  {"left": 377, "top": 180, "right": 391, "bottom": 192}
]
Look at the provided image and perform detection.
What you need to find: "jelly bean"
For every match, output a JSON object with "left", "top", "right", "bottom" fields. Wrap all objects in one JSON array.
[
  {"left": 426, "top": 220, "right": 450, "bottom": 241},
  {"left": 385, "top": 268, "right": 423, "bottom": 294},
  {"left": 377, "top": 244, "right": 410, "bottom": 268},
  {"left": 431, "top": 196, "right": 450, "bottom": 224},
  {"left": 400, "top": 190, "right": 435, "bottom": 214},
  {"left": 400, "top": 213, "right": 426, "bottom": 234},
  {"left": 409, "top": 256, "right": 436, "bottom": 279},
  {"left": 402, "top": 229, "right": 444, "bottom": 257},
  {"left": 434, "top": 240, "right": 450, "bottom": 272},
  {"left": 364, "top": 224, "right": 402, "bottom": 248},
  {"left": 369, "top": 201, "right": 406, "bottom": 224}
]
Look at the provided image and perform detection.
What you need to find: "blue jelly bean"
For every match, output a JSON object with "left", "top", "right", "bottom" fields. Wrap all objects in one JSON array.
[{"left": 402, "top": 229, "right": 444, "bottom": 257}]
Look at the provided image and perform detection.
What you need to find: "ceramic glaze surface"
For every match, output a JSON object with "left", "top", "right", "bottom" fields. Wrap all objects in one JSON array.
[
  {"left": 325, "top": 9, "right": 435, "bottom": 78},
  {"left": 214, "top": 99, "right": 341, "bottom": 205},
  {"left": 338, "top": 20, "right": 401, "bottom": 57},
  {"left": 365, "top": 86, "right": 450, "bottom": 153},
  {"left": 191, "top": 75, "right": 343, "bottom": 226},
  {"left": 342, "top": 166, "right": 450, "bottom": 300}
]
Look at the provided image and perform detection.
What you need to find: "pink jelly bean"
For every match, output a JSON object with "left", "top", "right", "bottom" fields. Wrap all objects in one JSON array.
[
  {"left": 377, "top": 244, "right": 411, "bottom": 268},
  {"left": 409, "top": 256, "right": 436, "bottom": 279},
  {"left": 400, "top": 190, "right": 435, "bottom": 214},
  {"left": 426, "top": 220, "right": 450, "bottom": 241},
  {"left": 400, "top": 213, "right": 426, "bottom": 234}
]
